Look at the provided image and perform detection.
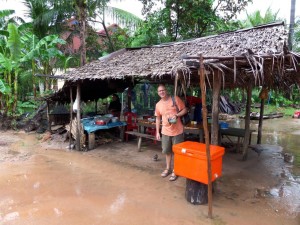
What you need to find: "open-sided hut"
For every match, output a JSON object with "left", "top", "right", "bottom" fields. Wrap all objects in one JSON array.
[{"left": 49, "top": 22, "right": 300, "bottom": 159}]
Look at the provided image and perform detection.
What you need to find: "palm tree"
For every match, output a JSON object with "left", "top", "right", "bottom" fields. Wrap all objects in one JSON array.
[
  {"left": 244, "top": 7, "right": 280, "bottom": 28},
  {"left": 0, "top": 9, "right": 25, "bottom": 29}
]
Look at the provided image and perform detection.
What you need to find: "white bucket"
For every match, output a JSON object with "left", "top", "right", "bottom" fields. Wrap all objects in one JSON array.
[{"left": 111, "top": 117, "right": 119, "bottom": 123}]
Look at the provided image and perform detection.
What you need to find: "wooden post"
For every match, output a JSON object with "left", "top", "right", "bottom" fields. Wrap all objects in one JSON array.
[
  {"left": 69, "top": 86, "right": 73, "bottom": 148},
  {"left": 88, "top": 133, "right": 95, "bottom": 150},
  {"left": 128, "top": 87, "right": 132, "bottom": 112},
  {"left": 199, "top": 54, "right": 213, "bottom": 218},
  {"left": 242, "top": 83, "right": 252, "bottom": 161},
  {"left": 95, "top": 99, "right": 98, "bottom": 115},
  {"left": 257, "top": 88, "right": 268, "bottom": 144},
  {"left": 211, "top": 69, "right": 221, "bottom": 145},
  {"left": 76, "top": 82, "right": 81, "bottom": 151},
  {"left": 257, "top": 98, "right": 265, "bottom": 144}
]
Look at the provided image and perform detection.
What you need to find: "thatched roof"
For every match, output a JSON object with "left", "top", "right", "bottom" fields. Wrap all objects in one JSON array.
[{"left": 51, "top": 22, "right": 300, "bottom": 102}]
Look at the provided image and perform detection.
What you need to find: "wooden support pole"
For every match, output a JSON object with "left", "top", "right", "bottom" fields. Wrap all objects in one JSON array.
[
  {"left": 95, "top": 99, "right": 98, "bottom": 115},
  {"left": 257, "top": 98, "right": 265, "bottom": 144},
  {"left": 242, "top": 82, "right": 252, "bottom": 161},
  {"left": 199, "top": 54, "right": 213, "bottom": 218},
  {"left": 128, "top": 87, "right": 132, "bottom": 112},
  {"left": 211, "top": 69, "right": 221, "bottom": 145},
  {"left": 257, "top": 87, "right": 268, "bottom": 144},
  {"left": 69, "top": 86, "right": 73, "bottom": 148},
  {"left": 76, "top": 82, "right": 81, "bottom": 151}
]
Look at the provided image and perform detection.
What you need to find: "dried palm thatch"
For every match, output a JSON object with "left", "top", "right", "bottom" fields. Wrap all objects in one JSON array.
[{"left": 54, "top": 22, "right": 299, "bottom": 102}]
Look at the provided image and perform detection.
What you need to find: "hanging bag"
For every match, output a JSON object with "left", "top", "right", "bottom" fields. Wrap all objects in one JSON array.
[
  {"left": 171, "top": 96, "right": 191, "bottom": 126},
  {"left": 173, "top": 72, "right": 190, "bottom": 126}
]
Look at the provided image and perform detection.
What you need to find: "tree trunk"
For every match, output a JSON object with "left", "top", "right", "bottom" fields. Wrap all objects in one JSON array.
[
  {"left": 78, "top": 4, "right": 87, "bottom": 66},
  {"left": 288, "top": 0, "right": 296, "bottom": 50},
  {"left": 12, "top": 72, "right": 18, "bottom": 116},
  {"left": 102, "top": 22, "right": 115, "bottom": 52},
  {"left": 75, "top": 1, "right": 87, "bottom": 151}
]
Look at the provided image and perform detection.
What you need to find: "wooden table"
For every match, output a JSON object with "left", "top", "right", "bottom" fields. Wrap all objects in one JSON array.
[
  {"left": 137, "top": 120, "right": 205, "bottom": 142},
  {"left": 220, "top": 127, "right": 255, "bottom": 151},
  {"left": 81, "top": 118, "right": 127, "bottom": 150}
]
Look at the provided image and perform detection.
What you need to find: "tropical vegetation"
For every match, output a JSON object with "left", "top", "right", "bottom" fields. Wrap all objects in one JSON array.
[{"left": 0, "top": 0, "right": 299, "bottom": 128}]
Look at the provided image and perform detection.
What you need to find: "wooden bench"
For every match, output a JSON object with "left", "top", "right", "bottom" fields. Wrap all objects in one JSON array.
[
  {"left": 125, "top": 131, "right": 161, "bottom": 151},
  {"left": 220, "top": 128, "right": 255, "bottom": 152}
]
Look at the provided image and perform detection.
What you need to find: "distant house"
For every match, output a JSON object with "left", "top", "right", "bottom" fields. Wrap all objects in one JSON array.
[
  {"left": 60, "top": 18, "right": 124, "bottom": 54},
  {"left": 97, "top": 23, "right": 126, "bottom": 51}
]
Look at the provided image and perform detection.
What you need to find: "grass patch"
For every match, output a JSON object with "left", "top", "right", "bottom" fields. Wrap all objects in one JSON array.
[{"left": 239, "top": 105, "right": 296, "bottom": 117}]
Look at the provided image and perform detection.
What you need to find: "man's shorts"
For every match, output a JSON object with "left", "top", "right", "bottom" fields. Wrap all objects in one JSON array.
[{"left": 161, "top": 133, "right": 184, "bottom": 154}]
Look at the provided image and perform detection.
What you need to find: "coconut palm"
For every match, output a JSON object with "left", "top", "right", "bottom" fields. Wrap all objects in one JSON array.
[{"left": 244, "top": 7, "right": 281, "bottom": 28}]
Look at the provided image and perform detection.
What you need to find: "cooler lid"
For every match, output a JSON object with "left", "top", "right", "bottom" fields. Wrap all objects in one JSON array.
[{"left": 173, "top": 141, "right": 225, "bottom": 159}]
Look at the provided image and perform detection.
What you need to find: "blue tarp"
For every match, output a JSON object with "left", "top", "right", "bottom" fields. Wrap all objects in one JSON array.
[{"left": 81, "top": 118, "right": 127, "bottom": 133}]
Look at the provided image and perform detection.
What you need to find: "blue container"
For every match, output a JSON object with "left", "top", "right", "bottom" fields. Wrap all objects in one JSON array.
[{"left": 219, "top": 122, "right": 228, "bottom": 129}]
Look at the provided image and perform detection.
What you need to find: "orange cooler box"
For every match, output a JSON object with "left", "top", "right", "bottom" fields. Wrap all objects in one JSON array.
[{"left": 173, "top": 141, "right": 225, "bottom": 184}]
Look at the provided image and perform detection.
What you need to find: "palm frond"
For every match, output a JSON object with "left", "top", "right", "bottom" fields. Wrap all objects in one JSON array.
[
  {"left": 7, "top": 23, "right": 22, "bottom": 61},
  {"left": 104, "top": 6, "right": 142, "bottom": 30}
]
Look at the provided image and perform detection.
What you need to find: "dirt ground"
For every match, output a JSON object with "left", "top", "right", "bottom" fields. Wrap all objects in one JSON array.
[{"left": 0, "top": 130, "right": 299, "bottom": 225}]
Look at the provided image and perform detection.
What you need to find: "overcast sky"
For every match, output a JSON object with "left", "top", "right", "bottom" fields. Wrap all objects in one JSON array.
[{"left": 1, "top": 0, "right": 299, "bottom": 26}]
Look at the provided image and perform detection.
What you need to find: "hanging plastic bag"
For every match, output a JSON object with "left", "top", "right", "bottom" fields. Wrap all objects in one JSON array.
[{"left": 73, "top": 95, "right": 78, "bottom": 112}]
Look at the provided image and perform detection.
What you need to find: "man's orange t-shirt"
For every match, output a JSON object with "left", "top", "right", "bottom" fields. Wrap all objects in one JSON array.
[{"left": 155, "top": 96, "right": 185, "bottom": 137}]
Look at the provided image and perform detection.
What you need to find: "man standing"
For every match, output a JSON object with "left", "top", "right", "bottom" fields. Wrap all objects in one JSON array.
[{"left": 155, "top": 84, "right": 187, "bottom": 181}]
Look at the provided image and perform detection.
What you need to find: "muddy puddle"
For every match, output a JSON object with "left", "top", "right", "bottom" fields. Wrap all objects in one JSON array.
[{"left": 0, "top": 117, "right": 300, "bottom": 224}]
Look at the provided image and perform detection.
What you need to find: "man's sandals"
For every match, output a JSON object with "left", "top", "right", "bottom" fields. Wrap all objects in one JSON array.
[
  {"left": 169, "top": 172, "right": 178, "bottom": 181},
  {"left": 161, "top": 169, "right": 178, "bottom": 181}
]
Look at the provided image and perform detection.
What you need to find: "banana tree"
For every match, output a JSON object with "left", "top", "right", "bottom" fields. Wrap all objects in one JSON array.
[
  {"left": 0, "top": 78, "right": 10, "bottom": 113},
  {"left": 0, "top": 23, "right": 22, "bottom": 116},
  {"left": 22, "top": 34, "right": 66, "bottom": 95}
]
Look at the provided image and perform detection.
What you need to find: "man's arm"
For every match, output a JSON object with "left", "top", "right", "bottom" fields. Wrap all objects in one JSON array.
[
  {"left": 175, "top": 107, "right": 188, "bottom": 119},
  {"left": 156, "top": 116, "right": 161, "bottom": 140}
]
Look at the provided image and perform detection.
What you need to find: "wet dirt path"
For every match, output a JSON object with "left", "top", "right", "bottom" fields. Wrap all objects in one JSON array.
[{"left": 0, "top": 131, "right": 299, "bottom": 225}]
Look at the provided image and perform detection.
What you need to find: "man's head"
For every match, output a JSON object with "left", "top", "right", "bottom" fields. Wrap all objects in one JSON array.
[{"left": 157, "top": 84, "right": 168, "bottom": 99}]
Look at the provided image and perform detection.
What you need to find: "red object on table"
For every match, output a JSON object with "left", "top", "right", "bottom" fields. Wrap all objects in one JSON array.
[
  {"left": 142, "top": 115, "right": 157, "bottom": 143},
  {"left": 186, "top": 96, "right": 201, "bottom": 106},
  {"left": 124, "top": 112, "right": 138, "bottom": 141}
]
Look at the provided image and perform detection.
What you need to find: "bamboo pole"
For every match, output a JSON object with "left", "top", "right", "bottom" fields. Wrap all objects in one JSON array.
[{"left": 199, "top": 54, "right": 213, "bottom": 218}]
